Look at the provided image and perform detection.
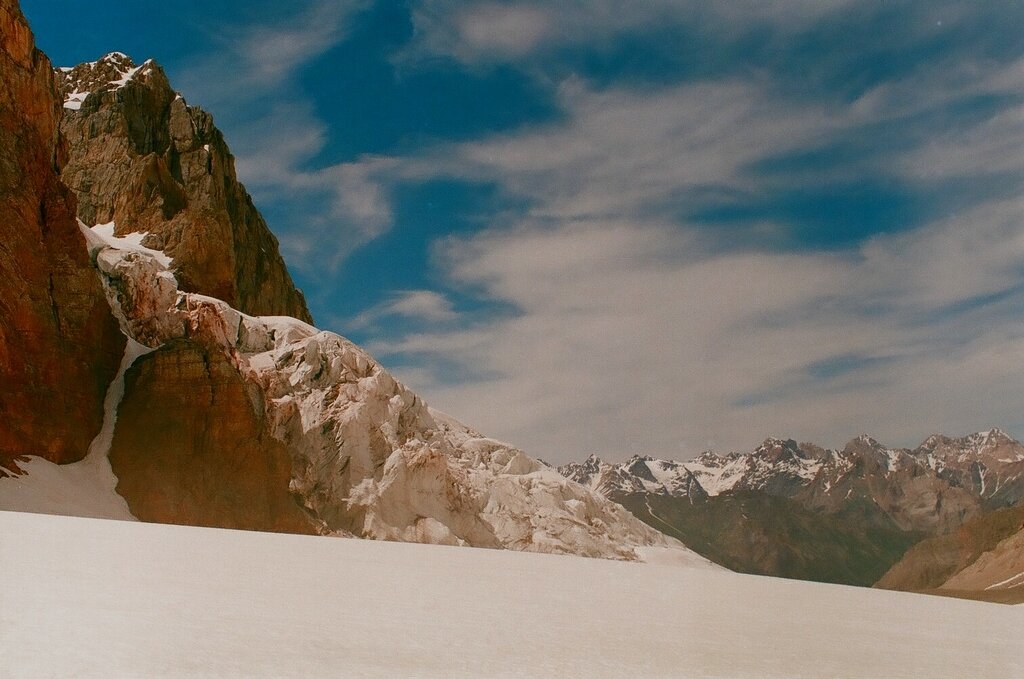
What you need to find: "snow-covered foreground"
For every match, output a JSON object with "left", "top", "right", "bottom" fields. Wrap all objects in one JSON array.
[{"left": 1, "top": 511, "right": 1020, "bottom": 678}]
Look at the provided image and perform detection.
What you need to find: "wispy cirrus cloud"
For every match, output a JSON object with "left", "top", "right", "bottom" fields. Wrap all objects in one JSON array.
[
  {"left": 402, "top": 0, "right": 859, "bottom": 66},
  {"left": 344, "top": 8, "right": 1024, "bottom": 461},
  {"left": 349, "top": 289, "right": 458, "bottom": 330},
  {"left": 174, "top": 0, "right": 385, "bottom": 276},
  {"left": 166, "top": 0, "right": 1024, "bottom": 462},
  {"left": 178, "top": 0, "right": 368, "bottom": 107},
  {"left": 370, "top": 195, "right": 1024, "bottom": 462}
]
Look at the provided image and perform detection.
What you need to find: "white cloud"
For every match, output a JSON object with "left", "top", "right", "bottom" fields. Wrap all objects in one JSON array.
[
  {"left": 377, "top": 197, "right": 1024, "bottom": 463},
  {"left": 178, "top": 0, "right": 367, "bottom": 109},
  {"left": 350, "top": 290, "right": 458, "bottom": 329},
  {"left": 230, "top": 101, "right": 328, "bottom": 189},
  {"left": 403, "top": 0, "right": 858, "bottom": 65},
  {"left": 354, "top": 69, "right": 1024, "bottom": 463},
  {"left": 173, "top": 1, "right": 378, "bottom": 274},
  {"left": 447, "top": 79, "right": 838, "bottom": 220},
  {"left": 439, "top": 0, "right": 862, "bottom": 61},
  {"left": 319, "top": 158, "right": 399, "bottom": 239},
  {"left": 235, "top": 2, "right": 352, "bottom": 87},
  {"left": 455, "top": 4, "right": 553, "bottom": 59},
  {"left": 900, "top": 103, "right": 1024, "bottom": 180}
]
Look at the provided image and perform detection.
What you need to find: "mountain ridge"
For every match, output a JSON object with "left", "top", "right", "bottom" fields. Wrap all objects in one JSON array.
[
  {"left": 561, "top": 429, "right": 1024, "bottom": 512},
  {"left": 558, "top": 430, "right": 1024, "bottom": 590}
]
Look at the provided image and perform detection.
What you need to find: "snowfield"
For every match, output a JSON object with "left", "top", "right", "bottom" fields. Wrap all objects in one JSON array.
[{"left": 1, "top": 511, "right": 1020, "bottom": 678}]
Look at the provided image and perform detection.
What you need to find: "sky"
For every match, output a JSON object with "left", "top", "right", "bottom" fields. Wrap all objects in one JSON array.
[{"left": 23, "top": 1, "right": 1024, "bottom": 463}]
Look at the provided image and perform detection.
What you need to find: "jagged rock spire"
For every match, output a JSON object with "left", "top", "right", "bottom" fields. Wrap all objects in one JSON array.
[{"left": 56, "top": 52, "right": 313, "bottom": 323}]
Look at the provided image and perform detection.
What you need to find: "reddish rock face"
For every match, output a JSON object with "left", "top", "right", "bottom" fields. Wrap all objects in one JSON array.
[
  {"left": 108, "top": 339, "right": 318, "bottom": 534},
  {"left": 0, "top": 0, "right": 124, "bottom": 473},
  {"left": 57, "top": 54, "right": 313, "bottom": 323}
]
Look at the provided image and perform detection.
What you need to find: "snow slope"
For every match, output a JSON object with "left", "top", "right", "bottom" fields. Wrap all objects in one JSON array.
[{"left": 1, "top": 510, "right": 1019, "bottom": 678}]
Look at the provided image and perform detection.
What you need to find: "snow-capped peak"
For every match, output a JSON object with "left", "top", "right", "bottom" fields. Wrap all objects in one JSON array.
[
  {"left": 560, "top": 427, "right": 1024, "bottom": 508},
  {"left": 560, "top": 454, "right": 713, "bottom": 500},
  {"left": 58, "top": 53, "right": 159, "bottom": 110}
]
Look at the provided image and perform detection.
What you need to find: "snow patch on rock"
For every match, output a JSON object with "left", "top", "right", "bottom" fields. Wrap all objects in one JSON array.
[{"left": 60, "top": 53, "right": 150, "bottom": 110}]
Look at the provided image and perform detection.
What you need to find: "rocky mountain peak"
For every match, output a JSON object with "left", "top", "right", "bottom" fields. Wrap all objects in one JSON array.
[
  {"left": 693, "top": 450, "right": 721, "bottom": 465},
  {"left": 56, "top": 51, "right": 313, "bottom": 323},
  {"left": 56, "top": 52, "right": 153, "bottom": 108},
  {"left": 968, "top": 428, "right": 1013, "bottom": 449},
  {"left": 849, "top": 434, "right": 882, "bottom": 448},
  {"left": 754, "top": 437, "right": 809, "bottom": 463},
  {"left": 908, "top": 429, "right": 1024, "bottom": 504},
  {"left": 841, "top": 435, "right": 901, "bottom": 463},
  {"left": 917, "top": 433, "right": 949, "bottom": 451},
  {"left": 623, "top": 456, "right": 660, "bottom": 483},
  {"left": 915, "top": 429, "right": 1022, "bottom": 460}
]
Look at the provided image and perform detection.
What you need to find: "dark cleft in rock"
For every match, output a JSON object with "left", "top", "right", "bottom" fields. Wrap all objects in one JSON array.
[
  {"left": 57, "top": 53, "right": 313, "bottom": 323},
  {"left": 0, "top": 0, "right": 124, "bottom": 473},
  {"left": 108, "top": 339, "right": 318, "bottom": 534}
]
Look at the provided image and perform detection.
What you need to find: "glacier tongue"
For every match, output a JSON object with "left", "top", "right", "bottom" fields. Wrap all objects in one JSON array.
[{"left": 80, "top": 224, "right": 687, "bottom": 560}]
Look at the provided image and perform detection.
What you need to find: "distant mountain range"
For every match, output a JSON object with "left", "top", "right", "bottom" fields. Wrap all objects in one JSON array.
[{"left": 559, "top": 430, "right": 1024, "bottom": 599}]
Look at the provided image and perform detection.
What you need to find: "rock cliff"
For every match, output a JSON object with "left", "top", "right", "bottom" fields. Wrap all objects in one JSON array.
[
  {"left": 57, "top": 52, "right": 312, "bottom": 323},
  {"left": 109, "top": 338, "right": 319, "bottom": 534},
  {"left": 0, "top": 0, "right": 123, "bottom": 474}
]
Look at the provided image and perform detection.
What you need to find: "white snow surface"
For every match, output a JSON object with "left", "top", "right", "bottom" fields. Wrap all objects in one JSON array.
[
  {"left": 62, "top": 92, "right": 86, "bottom": 110},
  {"left": 0, "top": 511, "right": 1019, "bottom": 679},
  {"left": 84, "top": 221, "right": 174, "bottom": 268}
]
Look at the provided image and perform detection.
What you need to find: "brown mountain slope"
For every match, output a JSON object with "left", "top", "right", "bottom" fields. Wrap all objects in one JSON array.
[
  {"left": 619, "top": 491, "right": 921, "bottom": 586},
  {"left": 938, "top": 527, "right": 1024, "bottom": 604},
  {"left": 875, "top": 503, "right": 1024, "bottom": 598},
  {"left": 57, "top": 53, "right": 312, "bottom": 323},
  {"left": 0, "top": 0, "right": 124, "bottom": 473}
]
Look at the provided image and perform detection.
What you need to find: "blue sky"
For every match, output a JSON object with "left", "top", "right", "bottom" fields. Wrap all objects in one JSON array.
[{"left": 24, "top": 1, "right": 1024, "bottom": 462}]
